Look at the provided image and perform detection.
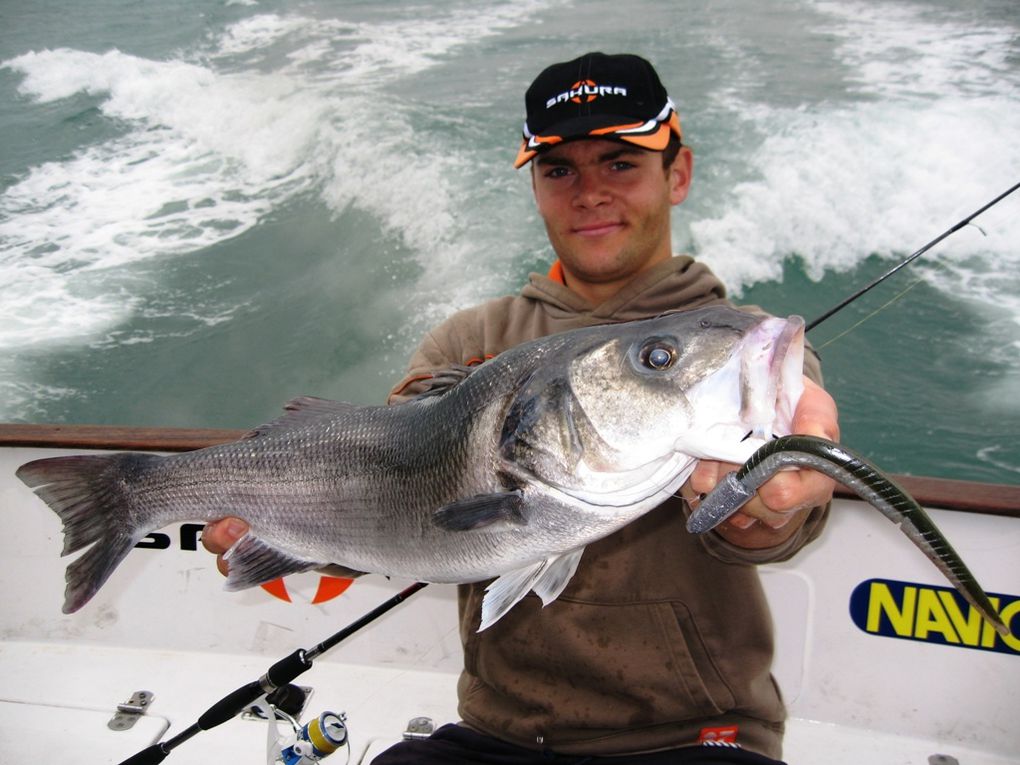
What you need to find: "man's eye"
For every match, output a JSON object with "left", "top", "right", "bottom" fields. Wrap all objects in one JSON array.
[
  {"left": 610, "top": 160, "right": 635, "bottom": 171},
  {"left": 544, "top": 167, "right": 570, "bottom": 178}
]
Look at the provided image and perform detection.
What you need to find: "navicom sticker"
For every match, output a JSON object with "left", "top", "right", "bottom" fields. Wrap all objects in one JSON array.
[{"left": 849, "top": 578, "right": 1019, "bottom": 656}]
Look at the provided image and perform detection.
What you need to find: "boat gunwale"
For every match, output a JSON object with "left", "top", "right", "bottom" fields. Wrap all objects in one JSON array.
[{"left": 1, "top": 422, "right": 1018, "bottom": 518}]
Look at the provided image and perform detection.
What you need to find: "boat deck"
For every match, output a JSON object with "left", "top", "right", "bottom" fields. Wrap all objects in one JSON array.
[{"left": 3, "top": 637, "right": 1017, "bottom": 765}]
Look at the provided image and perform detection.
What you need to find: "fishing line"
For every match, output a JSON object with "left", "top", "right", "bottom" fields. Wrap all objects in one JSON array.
[
  {"left": 805, "top": 180, "right": 1020, "bottom": 333},
  {"left": 812, "top": 275, "right": 927, "bottom": 352}
]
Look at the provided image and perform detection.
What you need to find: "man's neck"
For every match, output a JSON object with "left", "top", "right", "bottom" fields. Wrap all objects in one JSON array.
[{"left": 555, "top": 252, "right": 674, "bottom": 306}]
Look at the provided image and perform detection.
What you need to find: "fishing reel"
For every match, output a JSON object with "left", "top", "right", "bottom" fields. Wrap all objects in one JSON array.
[
  {"left": 275, "top": 711, "right": 348, "bottom": 765},
  {"left": 248, "top": 685, "right": 349, "bottom": 765}
]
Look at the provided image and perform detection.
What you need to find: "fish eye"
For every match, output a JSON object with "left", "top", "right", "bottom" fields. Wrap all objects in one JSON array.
[{"left": 639, "top": 341, "right": 677, "bottom": 371}]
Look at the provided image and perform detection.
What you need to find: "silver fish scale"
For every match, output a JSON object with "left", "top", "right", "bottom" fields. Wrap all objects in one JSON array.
[{"left": 116, "top": 350, "right": 533, "bottom": 580}]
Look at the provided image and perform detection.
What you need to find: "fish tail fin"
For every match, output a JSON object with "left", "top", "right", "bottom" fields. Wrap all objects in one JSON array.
[{"left": 16, "top": 453, "right": 158, "bottom": 613}]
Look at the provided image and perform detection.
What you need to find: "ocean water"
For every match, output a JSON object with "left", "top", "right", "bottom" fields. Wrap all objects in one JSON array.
[{"left": 1, "top": 0, "right": 1018, "bottom": 484}]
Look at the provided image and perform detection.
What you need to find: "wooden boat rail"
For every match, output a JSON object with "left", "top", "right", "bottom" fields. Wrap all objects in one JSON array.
[{"left": 2, "top": 423, "right": 1018, "bottom": 518}]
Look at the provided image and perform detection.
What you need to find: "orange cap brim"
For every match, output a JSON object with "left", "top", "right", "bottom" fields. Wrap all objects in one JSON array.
[{"left": 514, "top": 112, "right": 682, "bottom": 168}]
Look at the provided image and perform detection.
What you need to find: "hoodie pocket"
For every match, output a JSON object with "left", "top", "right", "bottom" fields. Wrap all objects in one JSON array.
[
  {"left": 663, "top": 600, "right": 736, "bottom": 715},
  {"left": 461, "top": 597, "right": 737, "bottom": 731}
]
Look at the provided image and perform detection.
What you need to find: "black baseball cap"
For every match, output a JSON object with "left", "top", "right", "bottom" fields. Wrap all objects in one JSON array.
[{"left": 514, "top": 52, "right": 682, "bottom": 168}]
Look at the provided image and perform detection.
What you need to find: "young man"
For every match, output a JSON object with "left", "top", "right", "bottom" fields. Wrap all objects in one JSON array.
[{"left": 204, "top": 53, "right": 838, "bottom": 764}]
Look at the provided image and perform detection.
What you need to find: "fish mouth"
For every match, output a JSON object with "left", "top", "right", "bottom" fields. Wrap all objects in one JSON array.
[{"left": 740, "top": 315, "right": 806, "bottom": 439}]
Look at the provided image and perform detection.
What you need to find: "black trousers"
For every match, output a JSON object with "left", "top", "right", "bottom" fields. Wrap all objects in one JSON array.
[{"left": 371, "top": 724, "right": 787, "bottom": 765}]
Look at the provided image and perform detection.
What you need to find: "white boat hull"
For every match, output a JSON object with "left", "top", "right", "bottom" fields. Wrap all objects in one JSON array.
[{"left": 1, "top": 437, "right": 1017, "bottom": 764}]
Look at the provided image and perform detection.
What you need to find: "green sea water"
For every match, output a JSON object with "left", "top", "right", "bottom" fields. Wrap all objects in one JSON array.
[{"left": 1, "top": 0, "right": 1018, "bottom": 483}]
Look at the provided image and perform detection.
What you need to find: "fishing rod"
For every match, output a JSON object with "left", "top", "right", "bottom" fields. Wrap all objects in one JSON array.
[
  {"left": 118, "top": 581, "right": 428, "bottom": 765},
  {"left": 805, "top": 180, "right": 1020, "bottom": 332}
]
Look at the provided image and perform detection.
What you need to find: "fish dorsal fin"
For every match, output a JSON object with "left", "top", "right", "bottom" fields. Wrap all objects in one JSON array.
[
  {"left": 223, "top": 532, "right": 327, "bottom": 589},
  {"left": 412, "top": 364, "right": 477, "bottom": 400},
  {"left": 478, "top": 548, "right": 586, "bottom": 631},
  {"left": 243, "top": 396, "right": 358, "bottom": 439}
]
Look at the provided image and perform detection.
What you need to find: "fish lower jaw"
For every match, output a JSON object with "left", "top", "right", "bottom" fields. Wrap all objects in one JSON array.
[
  {"left": 673, "top": 427, "right": 764, "bottom": 465},
  {"left": 678, "top": 439, "right": 758, "bottom": 471},
  {"left": 542, "top": 455, "right": 694, "bottom": 513}
]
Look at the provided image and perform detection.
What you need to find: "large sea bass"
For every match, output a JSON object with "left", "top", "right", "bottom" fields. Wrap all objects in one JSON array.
[{"left": 17, "top": 306, "right": 805, "bottom": 630}]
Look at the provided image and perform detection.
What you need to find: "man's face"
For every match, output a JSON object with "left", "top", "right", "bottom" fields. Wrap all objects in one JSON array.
[{"left": 531, "top": 138, "right": 692, "bottom": 289}]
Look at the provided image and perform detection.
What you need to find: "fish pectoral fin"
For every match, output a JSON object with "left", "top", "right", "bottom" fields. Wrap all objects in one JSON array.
[
  {"left": 478, "top": 549, "right": 586, "bottom": 632},
  {"left": 222, "top": 533, "right": 326, "bottom": 590},
  {"left": 432, "top": 490, "right": 525, "bottom": 531}
]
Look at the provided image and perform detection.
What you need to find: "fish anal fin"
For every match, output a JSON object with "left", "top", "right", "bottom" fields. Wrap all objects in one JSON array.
[
  {"left": 223, "top": 533, "right": 326, "bottom": 590},
  {"left": 432, "top": 490, "right": 525, "bottom": 531},
  {"left": 478, "top": 548, "right": 586, "bottom": 631},
  {"left": 317, "top": 564, "right": 368, "bottom": 579}
]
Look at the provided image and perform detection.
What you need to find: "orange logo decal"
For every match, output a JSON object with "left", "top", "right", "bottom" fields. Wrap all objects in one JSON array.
[
  {"left": 698, "top": 725, "right": 739, "bottom": 744},
  {"left": 570, "top": 79, "right": 598, "bottom": 104},
  {"left": 260, "top": 575, "right": 355, "bottom": 604}
]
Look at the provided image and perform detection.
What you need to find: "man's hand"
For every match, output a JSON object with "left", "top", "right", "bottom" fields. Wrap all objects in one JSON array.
[
  {"left": 202, "top": 518, "right": 249, "bottom": 577},
  {"left": 688, "top": 376, "right": 839, "bottom": 549},
  {"left": 202, "top": 519, "right": 363, "bottom": 581}
]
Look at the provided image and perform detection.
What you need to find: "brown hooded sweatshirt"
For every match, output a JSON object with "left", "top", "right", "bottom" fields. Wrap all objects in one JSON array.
[{"left": 389, "top": 256, "right": 827, "bottom": 760}]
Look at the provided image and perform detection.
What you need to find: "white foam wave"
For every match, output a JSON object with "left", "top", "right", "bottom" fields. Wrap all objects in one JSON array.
[
  {"left": 214, "top": 14, "right": 325, "bottom": 56},
  {"left": 692, "top": 98, "right": 1020, "bottom": 285},
  {"left": 0, "top": 0, "right": 556, "bottom": 358},
  {"left": 977, "top": 445, "right": 1020, "bottom": 476},
  {"left": 269, "top": 0, "right": 558, "bottom": 321},
  {"left": 0, "top": 52, "right": 330, "bottom": 356},
  {"left": 0, "top": 377, "right": 82, "bottom": 423},
  {"left": 692, "top": 1, "right": 1020, "bottom": 351},
  {"left": 812, "top": 0, "right": 1018, "bottom": 100},
  {"left": 295, "top": 1, "right": 552, "bottom": 83},
  {"left": 6, "top": 47, "right": 328, "bottom": 182}
]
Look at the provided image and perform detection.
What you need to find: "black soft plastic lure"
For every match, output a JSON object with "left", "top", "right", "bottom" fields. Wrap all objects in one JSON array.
[{"left": 687, "top": 435, "right": 1010, "bottom": 637}]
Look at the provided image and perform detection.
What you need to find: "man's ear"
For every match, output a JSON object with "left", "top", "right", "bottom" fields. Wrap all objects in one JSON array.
[{"left": 669, "top": 146, "right": 694, "bottom": 206}]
